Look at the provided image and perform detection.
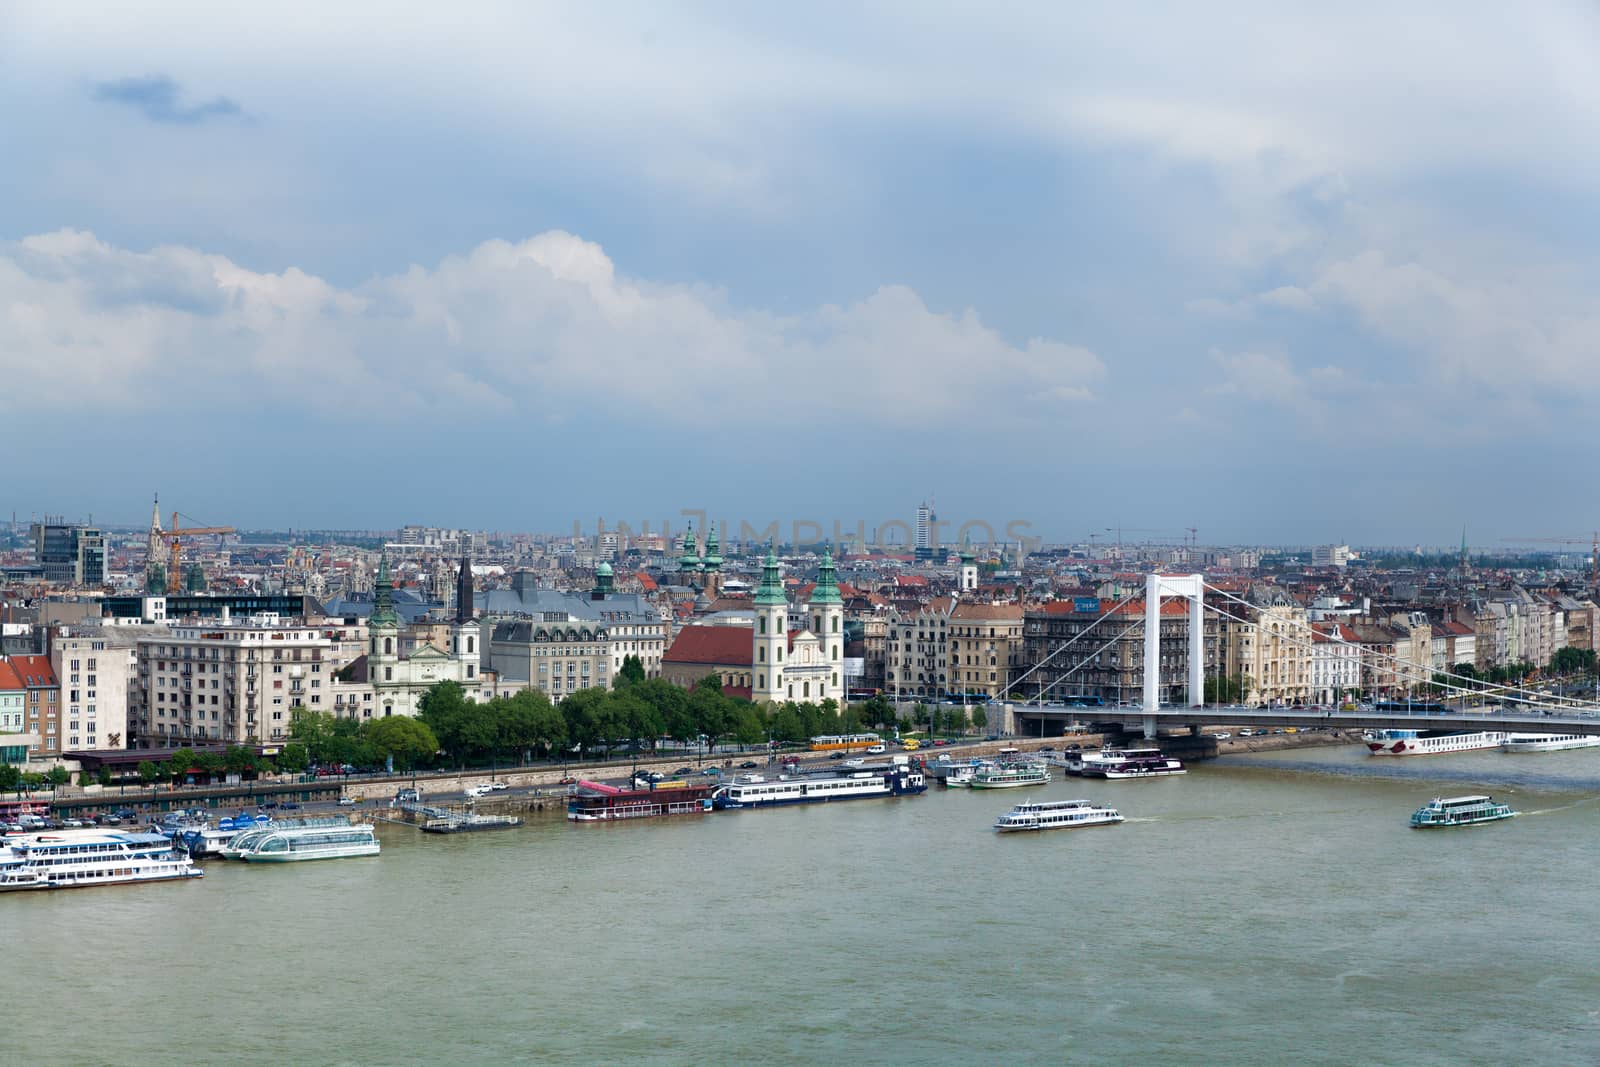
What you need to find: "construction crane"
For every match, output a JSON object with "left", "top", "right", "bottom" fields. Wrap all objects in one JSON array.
[
  {"left": 162, "top": 511, "right": 236, "bottom": 591},
  {"left": 1499, "top": 533, "right": 1599, "bottom": 586}
]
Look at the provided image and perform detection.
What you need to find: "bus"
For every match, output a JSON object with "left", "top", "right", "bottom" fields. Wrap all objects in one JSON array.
[
  {"left": 809, "top": 733, "right": 882, "bottom": 752},
  {"left": 1372, "top": 701, "right": 1451, "bottom": 715}
]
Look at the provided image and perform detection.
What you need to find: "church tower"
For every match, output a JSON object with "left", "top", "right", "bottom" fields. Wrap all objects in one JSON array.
[
  {"left": 959, "top": 533, "right": 979, "bottom": 593},
  {"left": 369, "top": 554, "right": 401, "bottom": 694},
  {"left": 678, "top": 526, "right": 702, "bottom": 587},
  {"left": 701, "top": 522, "right": 724, "bottom": 599},
  {"left": 752, "top": 548, "right": 788, "bottom": 704},
  {"left": 809, "top": 545, "right": 845, "bottom": 703},
  {"left": 146, "top": 493, "right": 168, "bottom": 594},
  {"left": 451, "top": 555, "right": 477, "bottom": 669}
]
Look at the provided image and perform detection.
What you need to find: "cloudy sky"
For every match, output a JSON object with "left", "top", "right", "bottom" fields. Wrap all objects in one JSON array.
[{"left": 4, "top": 3, "right": 1598, "bottom": 546}]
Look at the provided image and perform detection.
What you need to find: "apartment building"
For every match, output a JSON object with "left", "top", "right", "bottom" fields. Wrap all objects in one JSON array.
[
  {"left": 133, "top": 621, "right": 333, "bottom": 748},
  {"left": 886, "top": 596, "right": 955, "bottom": 700},
  {"left": 946, "top": 603, "right": 1024, "bottom": 700},
  {"left": 51, "top": 628, "right": 138, "bottom": 752},
  {"left": 1022, "top": 598, "right": 1221, "bottom": 706},
  {"left": 1309, "top": 623, "right": 1361, "bottom": 705}
]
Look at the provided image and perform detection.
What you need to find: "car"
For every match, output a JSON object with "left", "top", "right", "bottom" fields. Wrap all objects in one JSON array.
[
  {"left": 828, "top": 752, "right": 845, "bottom": 760},
  {"left": 466, "top": 785, "right": 492, "bottom": 798},
  {"left": 866, "top": 744, "right": 886, "bottom": 754},
  {"left": 843, "top": 758, "right": 865, "bottom": 768},
  {"left": 280, "top": 802, "right": 302, "bottom": 810},
  {"left": 395, "top": 788, "right": 421, "bottom": 802},
  {"left": 487, "top": 781, "right": 509, "bottom": 791},
  {"left": 337, "top": 796, "right": 356, "bottom": 806},
  {"left": 701, "top": 768, "right": 722, "bottom": 776},
  {"left": 557, "top": 776, "right": 577, "bottom": 785},
  {"left": 738, "top": 761, "right": 759, "bottom": 769},
  {"left": 933, "top": 739, "right": 949, "bottom": 747},
  {"left": 1238, "top": 729, "right": 1257, "bottom": 737},
  {"left": 675, "top": 767, "right": 693, "bottom": 775},
  {"left": 62, "top": 819, "right": 85, "bottom": 829},
  {"left": 1039, "top": 746, "right": 1056, "bottom": 752},
  {"left": 1212, "top": 732, "right": 1232, "bottom": 740}
]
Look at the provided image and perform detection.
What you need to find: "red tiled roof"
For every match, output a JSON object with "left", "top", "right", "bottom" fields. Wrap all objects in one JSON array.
[
  {"left": 0, "top": 660, "right": 22, "bottom": 691},
  {"left": 7, "top": 655, "right": 57, "bottom": 688},
  {"left": 664, "top": 626, "right": 754, "bottom": 668},
  {"left": 895, "top": 575, "right": 929, "bottom": 587},
  {"left": 635, "top": 572, "right": 658, "bottom": 591},
  {"left": 1036, "top": 598, "right": 1190, "bottom": 617}
]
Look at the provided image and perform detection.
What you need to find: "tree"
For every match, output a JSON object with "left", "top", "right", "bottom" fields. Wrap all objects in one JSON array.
[
  {"left": 691, "top": 682, "right": 731, "bottom": 753},
  {"left": 276, "top": 743, "right": 311, "bottom": 775},
  {"left": 639, "top": 679, "right": 695, "bottom": 747},
  {"left": 363, "top": 716, "right": 439, "bottom": 771},
  {"left": 45, "top": 766, "right": 70, "bottom": 788},
  {"left": 194, "top": 750, "right": 226, "bottom": 778},
  {"left": 0, "top": 764, "right": 22, "bottom": 792},
  {"left": 1204, "top": 674, "right": 1246, "bottom": 705},
  {"left": 732, "top": 705, "right": 767, "bottom": 747},
  {"left": 617, "top": 654, "right": 647, "bottom": 688},
  {"left": 560, "top": 687, "right": 609, "bottom": 756},
  {"left": 224, "top": 745, "right": 260, "bottom": 777},
  {"left": 137, "top": 761, "right": 160, "bottom": 785},
  {"left": 858, "top": 695, "right": 894, "bottom": 731},
  {"left": 165, "top": 747, "right": 197, "bottom": 784},
  {"left": 769, "top": 704, "right": 806, "bottom": 744}
]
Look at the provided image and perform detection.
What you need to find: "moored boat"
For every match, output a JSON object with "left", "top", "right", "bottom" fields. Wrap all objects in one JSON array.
[
  {"left": 1365, "top": 729, "right": 1505, "bottom": 756},
  {"left": 712, "top": 762, "right": 925, "bottom": 809},
  {"left": 968, "top": 764, "right": 1051, "bottom": 789},
  {"left": 1409, "top": 794, "right": 1516, "bottom": 828},
  {"left": 994, "top": 798, "right": 1124, "bottom": 832},
  {"left": 1078, "top": 746, "right": 1184, "bottom": 779},
  {"left": 568, "top": 780, "right": 714, "bottom": 821},
  {"left": 224, "top": 818, "right": 379, "bottom": 862},
  {"left": 1500, "top": 733, "right": 1600, "bottom": 753},
  {"left": 1, "top": 830, "right": 203, "bottom": 888}
]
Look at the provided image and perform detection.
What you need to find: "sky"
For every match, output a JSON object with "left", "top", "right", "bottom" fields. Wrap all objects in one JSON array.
[{"left": 4, "top": 3, "right": 1600, "bottom": 547}]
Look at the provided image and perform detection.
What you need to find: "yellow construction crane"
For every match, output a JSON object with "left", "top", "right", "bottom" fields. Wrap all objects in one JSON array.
[{"left": 163, "top": 511, "right": 236, "bottom": 590}]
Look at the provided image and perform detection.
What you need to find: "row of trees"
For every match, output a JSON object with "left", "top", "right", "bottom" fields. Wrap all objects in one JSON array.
[
  {"left": 133, "top": 743, "right": 309, "bottom": 786},
  {"left": 288, "top": 710, "right": 441, "bottom": 772},
  {"left": 0, "top": 764, "right": 70, "bottom": 793}
]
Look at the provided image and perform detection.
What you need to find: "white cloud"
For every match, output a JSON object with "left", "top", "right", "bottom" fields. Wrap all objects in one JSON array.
[{"left": 0, "top": 228, "right": 1106, "bottom": 423}]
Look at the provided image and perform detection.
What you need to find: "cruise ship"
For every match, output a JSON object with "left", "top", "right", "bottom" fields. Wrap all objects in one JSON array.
[
  {"left": 1500, "top": 733, "right": 1600, "bottom": 753},
  {"left": 994, "top": 799, "right": 1124, "bottom": 833},
  {"left": 711, "top": 763, "right": 925, "bottom": 810},
  {"left": 1364, "top": 730, "right": 1506, "bottom": 756},
  {"left": 0, "top": 830, "right": 202, "bottom": 890},
  {"left": 222, "top": 818, "right": 380, "bottom": 862}
]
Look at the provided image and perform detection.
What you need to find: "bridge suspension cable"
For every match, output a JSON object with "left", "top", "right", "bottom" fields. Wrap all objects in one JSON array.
[{"left": 1005, "top": 593, "right": 1140, "bottom": 703}]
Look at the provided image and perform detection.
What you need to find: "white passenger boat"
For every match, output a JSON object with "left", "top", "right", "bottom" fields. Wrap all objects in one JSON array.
[
  {"left": 969, "top": 764, "right": 1051, "bottom": 789},
  {"left": 712, "top": 763, "right": 925, "bottom": 809},
  {"left": 0, "top": 831, "right": 202, "bottom": 889},
  {"left": 1409, "top": 794, "right": 1516, "bottom": 828},
  {"left": 1078, "top": 746, "right": 1185, "bottom": 779},
  {"left": 994, "top": 799, "right": 1124, "bottom": 833},
  {"left": 1500, "top": 734, "right": 1600, "bottom": 753},
  {"left": 1365, "top": 730, "right": 1505, "bottom": 756},
  {"left": 223, "top": 818, "right": 380, "bottom": 862}
]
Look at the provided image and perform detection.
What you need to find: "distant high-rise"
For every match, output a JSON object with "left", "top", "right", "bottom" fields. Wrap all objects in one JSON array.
[
  {"left": 915, "top": 501, "right": 937, "bottom": 560},
  {"left": 31, "top": 519, "right": 105, "bottom": 585}
]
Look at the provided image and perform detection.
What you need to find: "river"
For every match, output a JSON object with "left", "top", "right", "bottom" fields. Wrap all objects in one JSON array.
[{"left": 7, "top": 742, "right": 1600, "bottom": 1065}]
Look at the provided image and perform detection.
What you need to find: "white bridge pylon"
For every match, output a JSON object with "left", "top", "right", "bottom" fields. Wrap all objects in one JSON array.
[{"left": 1141, "top": 573, "right": 1205, "bottom": 737}]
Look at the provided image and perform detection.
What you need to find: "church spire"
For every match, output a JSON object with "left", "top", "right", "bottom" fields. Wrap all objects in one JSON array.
[
  {"left": 702, "top": 522, "right": 722, "bottom": 572},
  {"left": 455, "top": 555, "right": 474, "bottom": 623},
  {"left": 370, "top": 553, "right": 399, "bottom": 628},
  {"left": 811, "top": 544, "right": 842, "bottom": 605},
  {"left": 754, "top": 546, "right": 786, "bottom": 605}
]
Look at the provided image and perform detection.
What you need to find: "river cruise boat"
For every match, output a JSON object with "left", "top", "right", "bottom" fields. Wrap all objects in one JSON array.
[
  {"left": 994, "top": 798, "right": 1124, "bottom": 833},
  {"left": 1409, "top": 795, "right": 1517, "bottom": 828},
  {"left": 968, "top": 764, "right": 1051, "bottom": 789},
  {"left": 223, "top": 818, "right": 380, "bottom": 862},
  {"left": 0, "top": 830, "right": 202, "bottom": 889},
  {"left": 1365, "top": 730, "right": 1506, "bottom": 756},
  {"left": 176, "top": 812, "right": 274, "bottom": 857},
  {"left": 567, "top": 780, "right": 713, "bottom": 821},
  {"left": 1077, "top": 746, "right": 1185, "bottom": 779},
  {"left": 1501, "top": 733, "right": 1600, "bottom": 753},
  {"left": 712, "top": 763, "right": 925, "bottom": 810}
]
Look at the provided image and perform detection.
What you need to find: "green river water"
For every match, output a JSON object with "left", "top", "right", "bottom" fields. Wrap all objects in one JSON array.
[{"left": 6, "top": 744, "right": 1599, "bottom": 1065}]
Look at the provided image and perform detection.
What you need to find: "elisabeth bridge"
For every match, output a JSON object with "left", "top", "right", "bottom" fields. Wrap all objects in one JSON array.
[{"left": 999, "top": 573, "right": 1600, "bottom": 740}]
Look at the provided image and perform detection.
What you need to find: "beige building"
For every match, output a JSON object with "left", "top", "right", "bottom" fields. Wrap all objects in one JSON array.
[
  {"left": 51, "top": 627, "right": 139, "bottom": 751},
  {"left": 1218, "top": 587, "right": 1312, "bottom": 705},
  {"left": 946, "top": 603, "right": 1024, "bottom": 700},
  {"left": 886, "top": 596, "right": 954, "bottom": 700},
  {"left": 133, "top": 620, "right": 334, "bottom": 747}
]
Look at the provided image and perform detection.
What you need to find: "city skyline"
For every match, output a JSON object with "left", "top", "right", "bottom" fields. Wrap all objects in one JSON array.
[{"left": 5, "top": 5, "right": 1598, "bottom": 541}]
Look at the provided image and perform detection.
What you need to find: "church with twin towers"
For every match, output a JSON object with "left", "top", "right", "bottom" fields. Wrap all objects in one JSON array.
[{"left": 677, "top": 524, "right": 846, "bottom": 705}]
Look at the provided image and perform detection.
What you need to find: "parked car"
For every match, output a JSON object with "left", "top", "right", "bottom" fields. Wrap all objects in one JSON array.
[
  {"left": 337, "top": 796, "right": 356, "bottom": 806},
  {"left": 828, "top": 752, "right": 845, "bottom": 760},
  {"left": 1212, "top": 732, "right": 1232, "bottom": 740},
  {"left": 738, "top": 761, "right": 759, "bottom": 769},
  {"left": 675, "top": 767, "right": 693, "bottom": 775},
  {"left": 487, "top": 781, "right": 509, "bottom": 791},
  {"left": 557, "top": 776, "right": 578, "bottom": 785}
]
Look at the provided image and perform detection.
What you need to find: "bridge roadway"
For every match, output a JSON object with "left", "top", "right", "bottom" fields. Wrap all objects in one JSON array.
[{"left": 1010, "top": 703, "right": 1600, "bottom": 738}]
